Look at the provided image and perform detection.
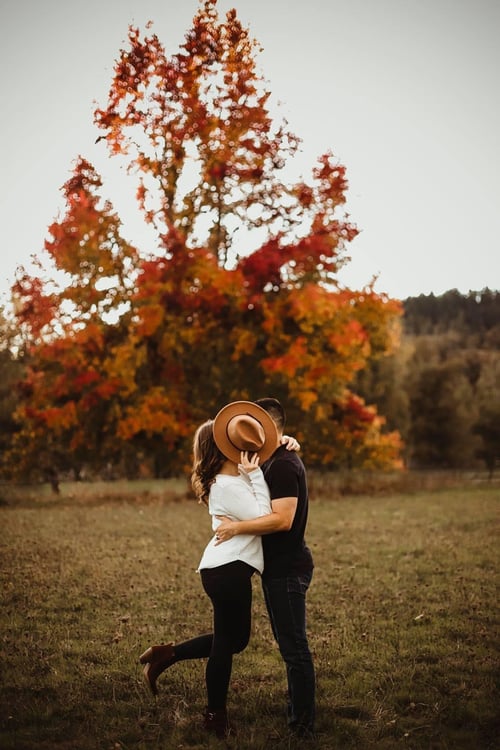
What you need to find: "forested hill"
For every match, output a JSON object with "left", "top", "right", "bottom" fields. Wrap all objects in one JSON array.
[
  {"left": 355, "top": 288, "right": 500, "bottom": 473},
  {"left": 402, "top": 288, "right": 500, "bottom": 345}
]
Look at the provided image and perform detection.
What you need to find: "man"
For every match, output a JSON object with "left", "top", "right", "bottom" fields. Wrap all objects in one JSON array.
[{"left": 215, "top": 397, "right": 315, "bottom": 737}]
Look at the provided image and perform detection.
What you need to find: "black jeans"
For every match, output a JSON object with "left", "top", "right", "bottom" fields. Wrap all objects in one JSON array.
[
  {"left": 171, "top": 560, "right": 255, "bottom": 711},
  {"left": 262, "top": 571, "right": 315, "bottom": 733}
]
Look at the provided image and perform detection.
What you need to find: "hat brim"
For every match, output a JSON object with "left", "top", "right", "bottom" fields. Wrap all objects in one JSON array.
[{"left": 213, "top": 401, "right": 279, "bottom": 464}]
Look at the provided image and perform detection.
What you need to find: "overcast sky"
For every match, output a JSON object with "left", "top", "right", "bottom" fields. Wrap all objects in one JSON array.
[{"left": 1, "top": 0, "right": 499, "bottom": 302}]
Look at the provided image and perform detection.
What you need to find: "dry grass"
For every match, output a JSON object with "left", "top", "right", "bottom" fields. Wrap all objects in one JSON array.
[{"left": 0, "top": 480, "right": 498, "bottom": 749}]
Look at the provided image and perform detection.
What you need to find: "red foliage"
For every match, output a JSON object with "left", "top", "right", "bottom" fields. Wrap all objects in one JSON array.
[
  {"left": 4, "top": 1, "right": 403, "bottom": 479},
  {"left": 11, "top": 272, "right": 57, "bottom": 341}
]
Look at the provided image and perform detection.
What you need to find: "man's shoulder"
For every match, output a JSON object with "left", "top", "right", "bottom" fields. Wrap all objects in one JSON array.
[{"left": 265, "top": 446, "right": 305, "bottom": 473}]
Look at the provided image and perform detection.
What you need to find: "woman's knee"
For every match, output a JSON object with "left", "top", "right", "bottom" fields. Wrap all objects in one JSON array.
[{"left": 231, "top": 631, "right": 250, "bottom": 654}]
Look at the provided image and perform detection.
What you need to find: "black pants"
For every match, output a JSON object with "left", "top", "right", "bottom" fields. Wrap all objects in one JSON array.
[
  {"left": 169, "top": 560, "right": 255, "bottom": 710},
  {"left": 263, "top": 572, "right": 315, "bottom": 733}
]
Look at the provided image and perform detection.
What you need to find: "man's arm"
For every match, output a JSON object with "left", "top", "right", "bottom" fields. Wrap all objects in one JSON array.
[{"left": 214, "top": 497, "right": 297, "bottom": 544}]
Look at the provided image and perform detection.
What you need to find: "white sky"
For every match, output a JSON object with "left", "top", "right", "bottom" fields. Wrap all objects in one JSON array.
[{"left": 1, "top": 0, "right": 499, "bottom": 302}]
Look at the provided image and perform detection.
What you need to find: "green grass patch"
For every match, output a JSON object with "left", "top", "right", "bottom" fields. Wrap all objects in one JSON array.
[{"left": 1, "top": 484, "right": 498, "bottom": 749}]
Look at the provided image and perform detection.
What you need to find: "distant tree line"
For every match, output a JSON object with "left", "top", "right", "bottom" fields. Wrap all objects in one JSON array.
[
  {"left": 355, "top": 288, "right": 500, "bottom": 475},
  {"left": 403, "top": 288, "right": 500, "bottom": 345},
  {"left": 1, "top": 289, "right": 498, "bottom": 481}
]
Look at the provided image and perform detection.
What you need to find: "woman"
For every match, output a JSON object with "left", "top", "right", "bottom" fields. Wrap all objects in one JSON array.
[{"left": 139, "top": 401, "right": 294, "bottom": 739}]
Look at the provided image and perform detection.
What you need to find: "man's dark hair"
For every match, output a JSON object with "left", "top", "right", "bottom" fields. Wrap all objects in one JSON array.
[{"left": 255, "top": 398, "right": 286, "bottom": 432}]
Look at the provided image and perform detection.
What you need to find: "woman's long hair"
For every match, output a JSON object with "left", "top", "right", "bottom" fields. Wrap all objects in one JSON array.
[{"left": 191, "top": 420, "right": 226, "bottom": 505}]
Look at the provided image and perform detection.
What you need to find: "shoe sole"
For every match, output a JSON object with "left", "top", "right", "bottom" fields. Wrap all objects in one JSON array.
[{"left": 139, "top": 647, "right": 153, "bottom": 664}]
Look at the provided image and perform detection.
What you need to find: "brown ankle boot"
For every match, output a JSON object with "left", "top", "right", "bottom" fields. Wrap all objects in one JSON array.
[
  {"left": 203, "top": 708, "right": 235, "bottom": 739},
  {"left": 139, "top": 643, "right": 175, "bottom": 696}
]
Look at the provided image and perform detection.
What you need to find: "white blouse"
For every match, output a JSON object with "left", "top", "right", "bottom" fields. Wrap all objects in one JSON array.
[{"left": 198, "top": 467, "right": 272, "bottom": 574}]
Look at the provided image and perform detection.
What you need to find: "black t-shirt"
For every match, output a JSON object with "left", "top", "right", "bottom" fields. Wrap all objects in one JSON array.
[{"left": 261, "top": 445, "right": 314, "bottom": 579}]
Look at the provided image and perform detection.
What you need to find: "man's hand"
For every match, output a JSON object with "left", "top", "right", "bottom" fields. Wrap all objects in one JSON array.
[
  {"left": 214, "top": 496, "right": 297, "bottom": 544},
  {"left": 214, "top": 515, "right": 238, "bottom": 545}
]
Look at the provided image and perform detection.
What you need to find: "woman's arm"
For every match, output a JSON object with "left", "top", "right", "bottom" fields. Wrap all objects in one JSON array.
[
  {"left": 209, "top": 453, "right": 271, "bottom": 523},
  {"left": 240, "top": 451, "right": 272, "bottom": 516},
  {"left": 246, "top": 469, "right": 272, "bottom": 516},
  {"left": 281, "top": 435, "right": 300, "bottom": 451}
]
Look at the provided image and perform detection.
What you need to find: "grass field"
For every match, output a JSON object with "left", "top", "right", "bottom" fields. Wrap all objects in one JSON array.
[{"left": 1, "top": 480, "right": 498, "bottom": 749}]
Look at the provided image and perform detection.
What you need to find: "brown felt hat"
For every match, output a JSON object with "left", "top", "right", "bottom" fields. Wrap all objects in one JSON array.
[{"left": 213, "top": 401, "right": 279, "bottom": 463}]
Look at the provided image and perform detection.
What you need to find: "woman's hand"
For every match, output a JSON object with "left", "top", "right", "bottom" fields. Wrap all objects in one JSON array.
[
  {"left": 239, "top": 450, "right": 260, "bottom": 474},
  {"left": 281, "top": 435, "right": 301, "bottom": 452}
]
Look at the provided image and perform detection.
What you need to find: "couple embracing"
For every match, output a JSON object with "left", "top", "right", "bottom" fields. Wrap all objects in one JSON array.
[{"left": 139, "top": 398, "right": 315, "bottom": 739}]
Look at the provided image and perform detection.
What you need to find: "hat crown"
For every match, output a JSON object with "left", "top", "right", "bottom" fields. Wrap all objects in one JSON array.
[
  {"left": 227, "top": 415, "right": 265, "bottom": 452},
  {"left": 212, "top": 400, "right": 279, "bottom": 463}
]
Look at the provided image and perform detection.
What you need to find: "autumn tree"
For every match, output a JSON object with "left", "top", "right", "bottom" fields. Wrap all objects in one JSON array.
[
  {"left": 0, "top": 309, "right": 24, "bottom": 475},
  {"left": 93, "top": 0, "right": 401, "bottom": 468},
  {"left": 6, "top": 160, "right": 144, "bottom": 480},
  {"left": 5, "top": 0, "right": 403, "bottom": 479},
  {"left": 473, "top": 354, "right": 500, "bottom": 477},
  {"left": 407, "top": 358, "right": 478, "bottom": 468}
]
